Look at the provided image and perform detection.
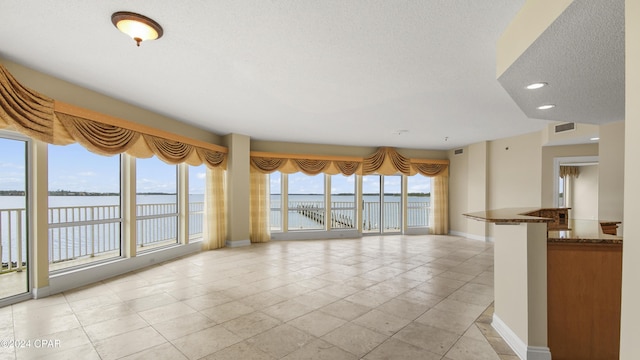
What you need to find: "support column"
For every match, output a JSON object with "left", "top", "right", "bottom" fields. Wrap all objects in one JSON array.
[
  {"left": 224, "top": 133, "right": 251, "bottom": 247},
  {"left": 31, "top": 140, "right": 49, "bottom": 298},
  {"left": 620, "top": 0, "right": 640, "bottom": 357}
]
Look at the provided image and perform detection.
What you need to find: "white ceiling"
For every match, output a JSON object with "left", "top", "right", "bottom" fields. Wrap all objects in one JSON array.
[
  {"left": 499, "top": 0, "right": 624, "bottom": 125},
  {"left": 0, "top": 0, "right": 554, "bottom": 150}
]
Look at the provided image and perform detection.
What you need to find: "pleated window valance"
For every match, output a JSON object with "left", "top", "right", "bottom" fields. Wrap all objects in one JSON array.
[
  {"left": 250, "top": 147, "right": 448, "bottom": 177},
  {"left": 560, "top": 165, "right": 580, "bottom": 178},
  {"left": 0, "top": 64, "right": 227, "bottom": 168}
]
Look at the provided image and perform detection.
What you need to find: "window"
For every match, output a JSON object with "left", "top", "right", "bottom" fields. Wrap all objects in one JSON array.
[
  {"left": 330, "top": 174, "right": 356, "bottom": 229},
  {"left": 407, "top": 174, "right": 431, "bottom": 228},
  {"left": 48, "top": 143, "right": 122, "bottom": 270},
  {"left": 0, "top": 133, "right": 29, "bottom": 299},
  {"left": 287, "top": 172, "right": 324, "bottom": 231},
  {"left": 189, "top": 165, "right": 206, "bottom": 241},
  {"left": 136, "top": 156, "right": 178, "bottom": 251},
  {"left": 558, "top": 176, "right": 565, "bottom": 207},
  {"left": 270, "top": 171, "right": 282, "bottom": 231}
]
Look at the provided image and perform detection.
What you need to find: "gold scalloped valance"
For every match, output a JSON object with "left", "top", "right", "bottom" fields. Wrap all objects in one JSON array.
[
  {"left": 0, "top": 65, "right": 55, "bottom": 143},
  {"left": 0, "top": 64, "right": 227, "bottom": 168},
  {"left": 250, "top": 147, "right": 448, "bottom": 177}
]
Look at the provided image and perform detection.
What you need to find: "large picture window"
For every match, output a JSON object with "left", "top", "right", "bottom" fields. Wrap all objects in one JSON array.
[
  {"left": 330, "top": 174, "right": 356, "bottom": 229},
  {"left": 188, "top": 165, "right": 206, "bottom": 241},
  {"left": 407, "top": 174, "right": 431, "bottom": 228},
  {"left": 270, "top": 171, "right": 282, "bottom": 231},
  {"left": 48, "top": 143, "right": 122, "bottom": 270},
  {"left": 136, "top": 157, "right": 178, "bottom": 251},
  {"left": 287, "top": 172, "right": 325, "bottom": 231}
]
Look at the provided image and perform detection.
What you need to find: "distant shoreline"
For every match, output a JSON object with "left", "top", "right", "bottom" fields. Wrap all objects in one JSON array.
[{"left": 0, "top": 190, "right": 177, "bottom": 196}]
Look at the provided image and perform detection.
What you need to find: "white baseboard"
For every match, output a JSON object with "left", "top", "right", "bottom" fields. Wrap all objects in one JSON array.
[
  {"left": 226, "top": 239, "right": 251, "bottom": 247},
  {"left": 492, "top": 314, "right": 551, "bottom": 360},
  {"left": 48, "top": 242, "right": 202, "bottom": 296},
  {"left": 32, "top": 286, "right": 51, "bottom": 299}
]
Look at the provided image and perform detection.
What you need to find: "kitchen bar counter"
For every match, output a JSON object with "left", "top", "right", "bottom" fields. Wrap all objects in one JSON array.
[
  {"left": 464, "top": 208, "right": 623, "bottom": 360},
  {"left": 548, "top": 219, "right": 622, "bottom": 244}
]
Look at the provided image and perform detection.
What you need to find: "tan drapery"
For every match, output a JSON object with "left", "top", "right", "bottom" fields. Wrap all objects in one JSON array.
[
  {"left": 251, "top": 156, "right": 360, "bottom": 176},
  {"left": 560, "top": 166, "right": 580, "bottom": 178},
  {"left": 250, "top": 170, "right": 271, "bottom": 242},
  {"left": 202, "top": 167, "right": 227, "bottom": 250},
  {"left": 412, "top": 162, "right": 448, "bottom": 177},
  {"left": 430, "top": 168, "right": 449, "bottom": 235},
  {"left": 363, "top": 147, "right": 411, "bottom": 175},
  {"left": 0, "top": 65, "right": 55, "bottom": 143},
  {"left": 0, "top": 64, "right": 227, "bottom": 169}
]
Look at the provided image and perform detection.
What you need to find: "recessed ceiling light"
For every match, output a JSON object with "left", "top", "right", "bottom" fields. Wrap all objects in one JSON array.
[
  {"left": 526, "top": 82, "right": 547, "bottom": 90},
  {"left": 590, "top": 137, "right": 600, "bottom": 141},
  {"left": 537, "top": 104, "right": 555, "bottom": 110}
]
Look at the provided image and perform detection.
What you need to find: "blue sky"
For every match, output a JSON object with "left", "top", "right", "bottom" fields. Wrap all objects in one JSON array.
[{"left": 0, "top": 140, "right": 206, "bottom": 194}]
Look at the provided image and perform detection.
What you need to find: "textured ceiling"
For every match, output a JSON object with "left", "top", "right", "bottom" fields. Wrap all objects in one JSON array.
[
  {"left": 0, "top": 0, "right": 556, "bottom": 150},
  {"left": 498, "top": 0, "right": 625, "bottom": 125}
]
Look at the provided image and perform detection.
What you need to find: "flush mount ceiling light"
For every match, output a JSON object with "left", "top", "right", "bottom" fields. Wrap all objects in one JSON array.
[
  {"left": 590, "top": 137, "right": 600, "bottom": 141},
  {"left": 537, "top": 104, "right": 556, "bottom": 110},
  {"left": 111, "top": 11, "right": 163, "bottom": 47},
  {"left": 526, "top": 82, "right": 548, "bottom": 90}
]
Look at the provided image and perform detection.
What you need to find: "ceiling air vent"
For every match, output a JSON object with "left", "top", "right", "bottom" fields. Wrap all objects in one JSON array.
[
  {"left": 555, "top": 122, "right": 576, "bottom": 133},
  {"left": 454, "top": 149, "right": 464, "bottom": 155}
]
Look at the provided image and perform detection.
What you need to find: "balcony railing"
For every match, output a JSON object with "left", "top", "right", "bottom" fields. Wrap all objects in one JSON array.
[
  {"left": 0, "top": 208, "right": 27, "bottom": 274},
  {"left": 270, "top": 200, "right": 430, "bottom": 231},
  {"left": 2, "top": 201, "right": 208, "bottom": 273}
]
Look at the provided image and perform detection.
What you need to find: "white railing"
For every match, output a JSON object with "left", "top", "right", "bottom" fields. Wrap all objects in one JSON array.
[
  {"left": 0, "top": 208, "right": 27, "bottom": 274},
  {"left": 49, "top": 205, "right": 121, "bottom": 263},
  {"left": 136, "top": 203, "right": 178, "bottom": 249},
  {"left": 44, "top": 202, "right": 205, "bottom": 264},
  {"left": 408, "top": 201, "right": 430, "bottom": 228},
  {"left": 270, "top": 200, "right": 429, "bottom": 231}
]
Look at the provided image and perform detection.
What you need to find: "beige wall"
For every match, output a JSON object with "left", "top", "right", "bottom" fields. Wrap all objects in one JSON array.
[
  {"left": 448, "top": 147, "right": 469, "bottom": 234},
  {"left": 225, "top": 134, "right": 251, "bottom": 244},
  {"left": 496, "top": 0, "right": 574, "bottom": 77},
  {"left": 598, "top": 121, "right": 625, "bottom": 222},
  {"left": 540, "top": 143, "right": 599, "bottom": 207},
  {"left": 487, "top": 132, "right": 542, "bottom": 210},
  {"left": 467, "top": 142, "right": 489, "bottom": 239},
  {"left": 571, "top": 164, "right": 599, "bottom": 220},
  {"left": 1, "top": 58, "right": 223, "bottom": 146},
  {"left": 620, "top": 0, "right": 640, "bottom": 357}
]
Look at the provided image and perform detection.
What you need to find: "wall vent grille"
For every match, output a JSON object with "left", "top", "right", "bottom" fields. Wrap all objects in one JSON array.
[
  {"left": 454, "top": 149, "right": 464, "bottom": 155},
  {"left": 555, "top": 122, "right": 576, "bottom": 133}
]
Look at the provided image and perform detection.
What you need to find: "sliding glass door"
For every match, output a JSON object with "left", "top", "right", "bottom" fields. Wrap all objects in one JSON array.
[
  {"left": 362, "top": 175, "right": 402, "bottom": 234},
  {"left": 0, "top": 135, "right": 29, "bottom": 301}
]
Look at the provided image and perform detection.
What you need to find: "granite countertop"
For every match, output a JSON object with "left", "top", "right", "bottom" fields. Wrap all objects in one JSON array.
[
  {"left": 548, "top": 219, "right": 623, "bottom": 244},
  {"left": 463, "top": 208, "right": 553, "bottom": 224},
  {"left": 464, "top": 208, "right": 623, "bottom": 245}
]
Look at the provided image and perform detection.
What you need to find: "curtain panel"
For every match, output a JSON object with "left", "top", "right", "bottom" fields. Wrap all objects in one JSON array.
[
  {"left": 430, "top": 168, "right": 449, "bottom": 235},
  {"left": 203, "top": 167, "right": 227, "bottom": 250},
  {"left": 249, "top": 170, "right": 271, "bottom": 243}
]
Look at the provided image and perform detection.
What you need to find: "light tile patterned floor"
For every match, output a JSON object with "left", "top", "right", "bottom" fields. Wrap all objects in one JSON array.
[{"left": 0, "top": 235, "right": 518, "bottom": 360}]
